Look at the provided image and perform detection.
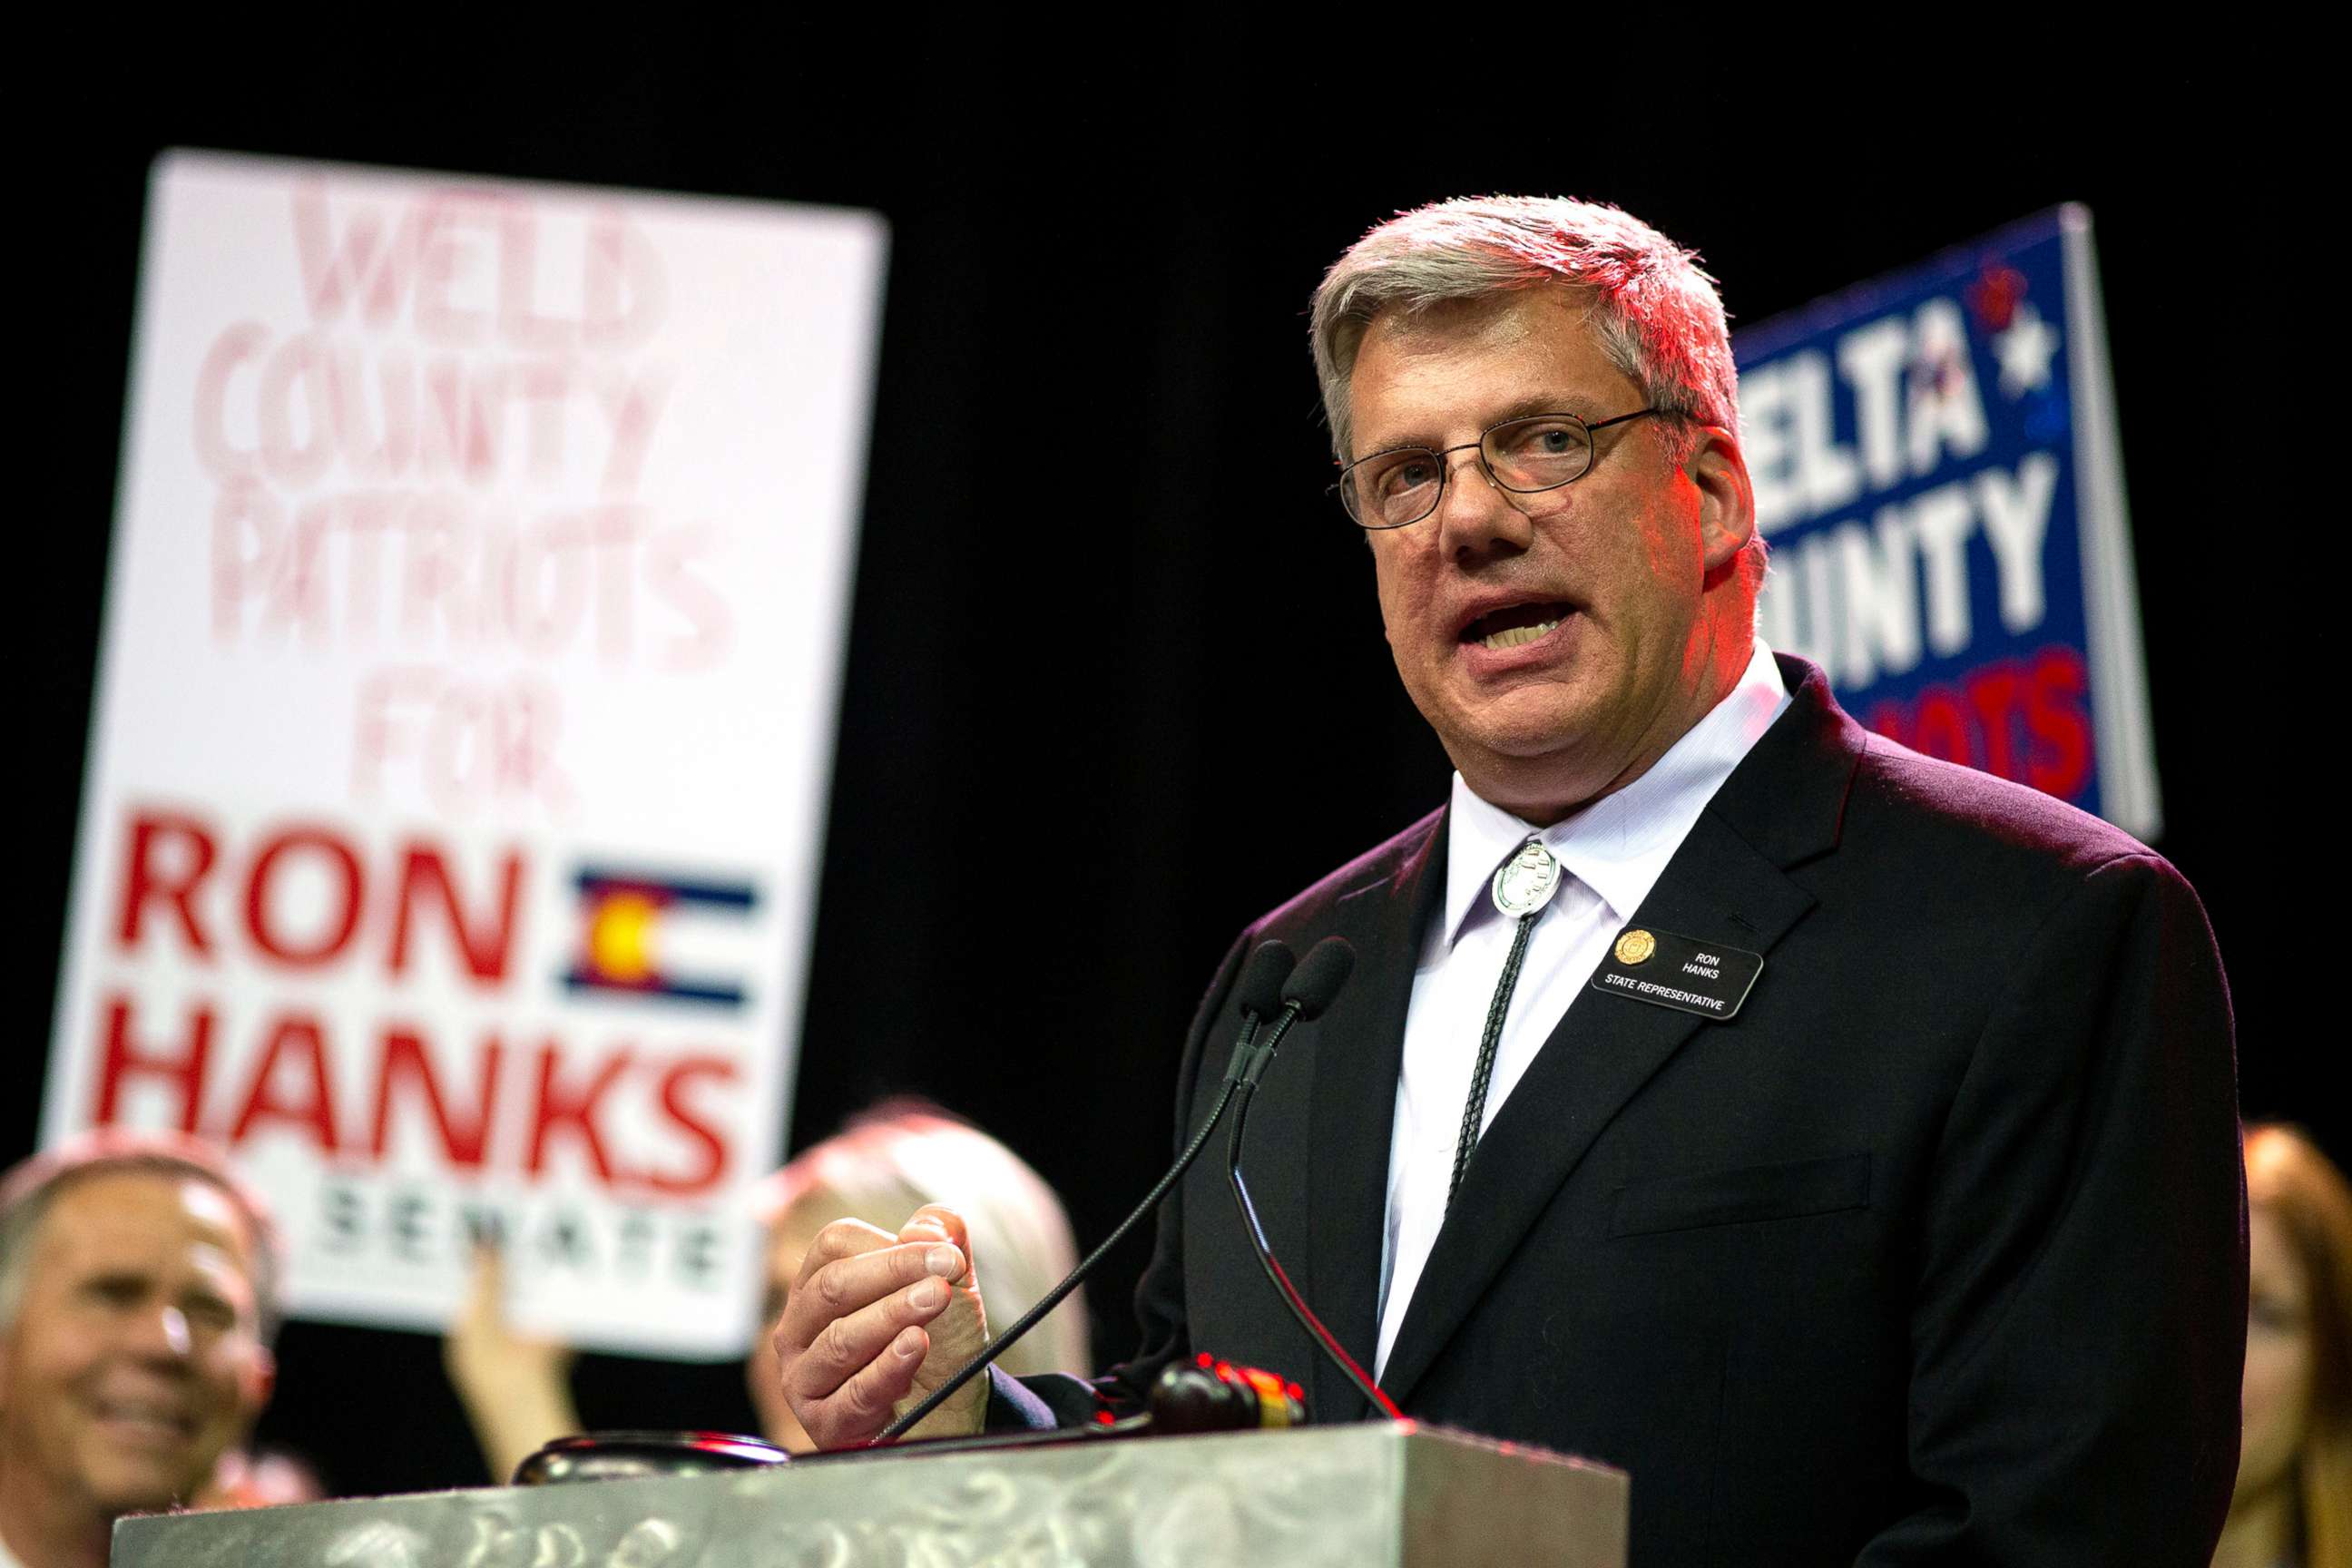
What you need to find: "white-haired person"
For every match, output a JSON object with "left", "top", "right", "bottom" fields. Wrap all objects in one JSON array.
[
  {"left": 769, "top": 194, "right": 2244, "bottom": 1567},
  {"left": 0, "top": 1132, "right": 279, "bottom": 1568},
  {"left": 444, "top": 1102, "right": 1086, "bottom": 1481}
]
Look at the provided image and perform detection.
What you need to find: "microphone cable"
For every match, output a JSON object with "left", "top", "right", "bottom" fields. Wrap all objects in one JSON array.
[
  {"left": 1224, "top": 937, "right": 1400, "bottom": 1418},
  {"left": 877, "top": 940, "right": 1298, "bottom": 1441}
]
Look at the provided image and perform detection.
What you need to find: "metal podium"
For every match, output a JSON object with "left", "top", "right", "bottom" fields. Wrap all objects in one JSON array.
[{"left": 113, "top": 1423, "right": 1626, "bottom": 1567}]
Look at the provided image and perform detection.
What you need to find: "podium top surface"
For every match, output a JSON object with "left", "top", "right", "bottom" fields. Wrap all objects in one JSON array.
[{"left": 113, "top": 1422, "right": 1627, "bottom": 1568}]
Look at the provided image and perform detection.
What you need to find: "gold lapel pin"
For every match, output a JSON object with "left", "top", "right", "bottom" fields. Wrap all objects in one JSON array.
[{"left": 1613, "top": 928, "right": 1657, "bottom": 965}]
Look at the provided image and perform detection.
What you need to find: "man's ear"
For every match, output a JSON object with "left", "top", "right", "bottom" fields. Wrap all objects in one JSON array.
[
  {"left": 240, "top": 1342, "right": 277, "bottom": 1420},
  {"left": 1685, "top": 424, "right": 1757, "bottom": 577}
]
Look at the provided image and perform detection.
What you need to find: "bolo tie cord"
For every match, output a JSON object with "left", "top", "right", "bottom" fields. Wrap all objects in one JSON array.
[{"left": 1446, "top": 906, "right": 1538, "bottom": 1207}]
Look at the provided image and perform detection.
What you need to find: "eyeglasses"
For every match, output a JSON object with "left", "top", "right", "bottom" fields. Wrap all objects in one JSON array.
[{"left": 1333, "top": 407, "right": 1668, "bottom": 530}]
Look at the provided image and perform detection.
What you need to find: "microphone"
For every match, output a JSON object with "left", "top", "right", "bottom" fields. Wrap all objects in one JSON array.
[
  {"left": 1288, "top": 938, "right": 1355, "bottom": 1014},
  {"left": 1225, "top": 938, "right": 1401, "bottom": 1418},
  {"left": 1230, "top": 935, "right": 1353, "bottom": 1088},
  {"left": 1234, "top": 941, "right": 1298, "bottom": 1034},
  {"left": 877, "top": 940, "right": 1298, "bottom": 1442}
]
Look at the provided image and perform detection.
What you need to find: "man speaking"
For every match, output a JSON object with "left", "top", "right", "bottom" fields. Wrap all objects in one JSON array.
[{"left": 772, "top": 196, "right": 2246, "bottom": 1563}]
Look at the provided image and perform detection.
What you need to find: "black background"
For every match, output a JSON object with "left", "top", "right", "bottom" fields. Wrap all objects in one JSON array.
[{"left": 8, "top": 47, "right": 2321, "bottom": 1499}]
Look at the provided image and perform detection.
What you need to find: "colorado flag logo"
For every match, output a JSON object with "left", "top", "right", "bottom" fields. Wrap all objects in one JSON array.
[{"left": 564, "top": 867, "right": 759, "bottom": 1007}]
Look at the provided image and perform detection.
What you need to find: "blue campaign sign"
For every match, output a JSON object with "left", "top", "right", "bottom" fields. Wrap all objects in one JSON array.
[{"left": 1735, "top": 206, "right": 2159, "bottom": 838}]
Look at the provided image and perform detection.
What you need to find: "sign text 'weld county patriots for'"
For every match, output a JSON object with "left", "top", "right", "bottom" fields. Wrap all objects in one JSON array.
[
  {"left": 44, "top": 152, "right": 887, "bottom": 1358},
  {"left": 1735, "top": 205, "right": 2160, "bottom": 838},
  {"left": 565, "top": 867, "right": 758, "bottom": 1007}
]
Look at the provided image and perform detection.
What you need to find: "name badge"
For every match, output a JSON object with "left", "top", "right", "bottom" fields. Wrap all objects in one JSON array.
[{"left": 1590, "top": 926, "right": 1763, "bottom": 1020}]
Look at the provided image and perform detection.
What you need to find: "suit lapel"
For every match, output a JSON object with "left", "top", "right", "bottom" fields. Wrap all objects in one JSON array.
[
  {"left": 1303, "top": 811, "right": 1446, "bottom": 1423},
  {"left": 1375, "top": 658, "right": 1862, "bottom": 1409}
]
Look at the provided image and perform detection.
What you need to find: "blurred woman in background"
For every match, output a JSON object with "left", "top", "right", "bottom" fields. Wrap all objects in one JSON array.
[
  {"left": 445, "top": 1102, "right": 1088, "bottom": 1481},
  {"left": 2214, "top": 1124, "right": 2352, "bottom": 1568}
]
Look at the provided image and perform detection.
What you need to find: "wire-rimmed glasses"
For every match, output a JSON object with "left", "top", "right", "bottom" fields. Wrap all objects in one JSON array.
[{"left": 1334, "top": 407, "right": 1666, "bottom": 530}]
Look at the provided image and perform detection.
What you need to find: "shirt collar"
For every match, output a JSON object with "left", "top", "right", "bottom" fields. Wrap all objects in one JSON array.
[{"left": 1439, "top": 639, "right": 1791, "bottom": 949}]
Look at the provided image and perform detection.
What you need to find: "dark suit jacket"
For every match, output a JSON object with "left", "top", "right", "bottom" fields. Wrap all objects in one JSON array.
[{"left": 1011, "top": 656, "right": 2244, "bottom": 1565}]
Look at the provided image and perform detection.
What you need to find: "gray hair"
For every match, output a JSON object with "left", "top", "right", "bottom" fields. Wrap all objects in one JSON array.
[
  {"left": 757, "top": 1102, "right": 1088, "bottom": 1377},
  {"left": 1309, "top": 195, "right": 1763, "bottom": 590},
  {"left": 0, "top": 1131, "right": 285, "bottom": 1345}
]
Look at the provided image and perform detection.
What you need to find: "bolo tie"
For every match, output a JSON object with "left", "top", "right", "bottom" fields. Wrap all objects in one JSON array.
[{"left": 1447, "top": 838, "right": 1563, "bottom": 1207}]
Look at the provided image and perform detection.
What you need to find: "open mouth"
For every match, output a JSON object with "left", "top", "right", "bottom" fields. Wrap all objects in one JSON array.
[{"left": 1460, "top": 601, "right": 1573, "bottom": 652}]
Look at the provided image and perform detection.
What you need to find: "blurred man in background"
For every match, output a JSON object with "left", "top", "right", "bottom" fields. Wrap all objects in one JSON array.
[{"left": 0, "top": 1133, "right": 276, "bottom": 1568}]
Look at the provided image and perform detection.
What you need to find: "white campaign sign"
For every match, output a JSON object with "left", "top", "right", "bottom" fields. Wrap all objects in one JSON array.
[{"left": 42, "top": 151, "right": 885, "bottom": 1357}]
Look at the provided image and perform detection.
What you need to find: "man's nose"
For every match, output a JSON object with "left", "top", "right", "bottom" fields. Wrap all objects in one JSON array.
[
  {"left": 1433, "top": 449, "right": 1531, "bottom": 563},
  {"left": 126, "top": 1304, "right": 194, "bottom": 1360}
]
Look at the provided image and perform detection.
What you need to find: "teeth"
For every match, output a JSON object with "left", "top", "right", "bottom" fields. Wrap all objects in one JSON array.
[{"left": 1481, "top": 617, "right": 1563, "bottom": 651}]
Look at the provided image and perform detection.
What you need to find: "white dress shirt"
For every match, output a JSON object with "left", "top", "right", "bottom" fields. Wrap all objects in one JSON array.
[{"left": 1374, "top": 640, "right": 1791, "bottom": 1377}]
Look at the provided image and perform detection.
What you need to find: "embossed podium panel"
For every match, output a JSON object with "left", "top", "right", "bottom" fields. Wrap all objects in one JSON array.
[{"left": 113, "top": 1424, "right": 1627, "bottom": 1567}]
